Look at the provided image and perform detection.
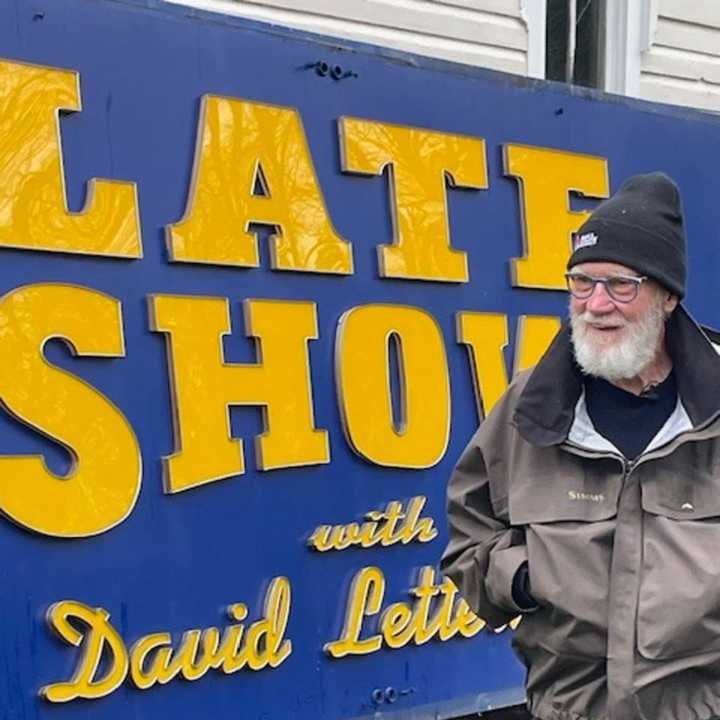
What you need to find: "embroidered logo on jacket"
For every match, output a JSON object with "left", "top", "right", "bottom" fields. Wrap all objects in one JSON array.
[{"left": 568, "top": 490, "right": 604, "bottom": 503}]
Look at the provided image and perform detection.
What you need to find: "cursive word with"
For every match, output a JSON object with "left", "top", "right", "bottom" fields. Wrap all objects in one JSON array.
[{"left": 308, "top": 496, "right": 438, "bottom": 552}]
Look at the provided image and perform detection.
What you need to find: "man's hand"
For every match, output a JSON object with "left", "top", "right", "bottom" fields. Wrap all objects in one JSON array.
[{"left": 511, "top": 561, "right": 538, "bottom": 611}]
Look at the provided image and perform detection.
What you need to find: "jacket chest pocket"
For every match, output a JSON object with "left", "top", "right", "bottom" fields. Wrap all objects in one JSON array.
[
  {"left": 508, "top": 465, "right": 623, "bottom": 526},
  {"left": 507, "top": 467, "right": 622, "bottom": 659},
  {"left": 638, "top": 476, "right": 720, "bottom": 660}
]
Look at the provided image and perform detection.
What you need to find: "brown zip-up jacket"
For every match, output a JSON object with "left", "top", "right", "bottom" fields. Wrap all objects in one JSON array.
[{"left": 441, "top": 306, "right": 720, "bottom": 720}]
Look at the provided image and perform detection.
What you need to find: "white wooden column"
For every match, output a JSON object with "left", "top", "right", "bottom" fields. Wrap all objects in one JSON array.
[
  {"left": 521, "top": 0, "right": 547, "bottom": 79},
  {"left": 604, "top": 0, "right": 657, "bottom": 96}
]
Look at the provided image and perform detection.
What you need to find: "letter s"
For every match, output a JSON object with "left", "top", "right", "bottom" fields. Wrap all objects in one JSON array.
[{"left": 0, "top": 284, "right": 141, "bottom": 537}]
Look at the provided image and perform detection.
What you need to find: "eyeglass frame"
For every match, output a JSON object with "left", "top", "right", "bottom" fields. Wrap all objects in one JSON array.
[{"left": 564, "top": 271, "right": 649, "bottom": 303}]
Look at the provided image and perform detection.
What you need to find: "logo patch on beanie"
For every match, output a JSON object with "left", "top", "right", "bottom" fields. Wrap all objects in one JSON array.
[{"left": 573, "top": 232, "right": 598, "bottom": 250}]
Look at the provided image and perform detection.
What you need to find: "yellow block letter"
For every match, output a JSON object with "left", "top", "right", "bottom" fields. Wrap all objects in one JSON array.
[
  {"left": 41, "top": 601, "right": 128, "bottom": 702},
  {"left": 340, "top": 117, "right": 487, "bottom": 282},
  {"left": 457, "top": 312, "right": 561, "bottom": 418},
  {"left": 0, "top": 284, "right": 141, "bottom": 537},
  {"left": 337, "top": 304, "right": 450, "bottom": 468},
  {"left": 456, "top": 312, "right": 509, "bottom": 419},
  {"left": 514, "top": 315, "right": 562, "bottom": 373},
  {"left": 0, "top": 59, "right": 141, "bottom": 257},
  {"left": 150, "top": 296, "right": 329, "bottom": 492},
  {"left": 505, "top": 144, "right": 608, "bottom": 289},
  {"left": 168, "top": 97, "right": 352, "bottom": 274}
]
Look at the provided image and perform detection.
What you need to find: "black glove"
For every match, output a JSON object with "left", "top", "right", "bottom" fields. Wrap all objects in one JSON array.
[{"left": 511, "top": 561, "right": 538, "bottom": 611}]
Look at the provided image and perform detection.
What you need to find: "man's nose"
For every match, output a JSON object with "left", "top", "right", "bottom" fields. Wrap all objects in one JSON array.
[{"left": 584, "top": 282, "right": 616, "bottom": 313}]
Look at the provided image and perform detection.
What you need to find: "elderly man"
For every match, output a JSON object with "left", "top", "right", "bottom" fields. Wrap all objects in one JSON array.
[{"left": 441, "top": 173, "right": 720, "bottom": 720}]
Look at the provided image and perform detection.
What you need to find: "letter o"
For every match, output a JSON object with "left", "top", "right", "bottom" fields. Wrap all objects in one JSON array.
[{"left": 336, "top": 304, "right": 450, "bottom": 468}]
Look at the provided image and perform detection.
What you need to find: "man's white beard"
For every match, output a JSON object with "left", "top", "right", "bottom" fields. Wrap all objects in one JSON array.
[{"left": 570, "top": 298, "right": 666, "bottom": 382}]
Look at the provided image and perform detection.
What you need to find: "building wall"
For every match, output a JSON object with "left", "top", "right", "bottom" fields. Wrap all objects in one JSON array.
[
  {"left": 164, "top": 0, "right": 544, "bottom": 77},
  {"left": 164, "top": 0, "right": 720, "bottom": 113},
  {"left": 640, "top": 0, "right": 720, "bottom": 111}
]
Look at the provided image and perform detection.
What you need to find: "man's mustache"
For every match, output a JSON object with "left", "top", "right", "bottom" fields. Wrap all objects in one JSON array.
[{"left": 574, "top": 312, "right": 628, "bottom": 330}]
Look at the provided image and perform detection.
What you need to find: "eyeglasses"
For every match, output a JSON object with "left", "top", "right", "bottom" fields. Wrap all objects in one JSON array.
[{"left": 564, "top": 272, "right": 648, "bottom": 303}]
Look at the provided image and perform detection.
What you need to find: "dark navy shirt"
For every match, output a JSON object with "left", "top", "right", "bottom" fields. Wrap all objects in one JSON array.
[{"left": 583, "top": 371, "right": 678, "bottom": 460}]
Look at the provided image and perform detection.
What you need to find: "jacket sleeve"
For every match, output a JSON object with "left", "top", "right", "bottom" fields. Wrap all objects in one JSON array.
[{"left": 440, "top": 431, "right": 532, "bottom": 628}]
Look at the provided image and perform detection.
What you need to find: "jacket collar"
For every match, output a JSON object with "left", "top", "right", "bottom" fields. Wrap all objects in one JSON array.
[{"left": 512, "top": 305, "right": 720, "bottom": 447}]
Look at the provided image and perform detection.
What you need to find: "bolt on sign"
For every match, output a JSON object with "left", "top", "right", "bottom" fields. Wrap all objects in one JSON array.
[{"left": 1, "top": 1, "right": 719, "bottom": 719}]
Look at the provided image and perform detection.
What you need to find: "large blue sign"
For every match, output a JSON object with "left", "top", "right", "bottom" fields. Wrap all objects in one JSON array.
[{"left": 0, "top": 1, "right": 719, "bottom": 718}]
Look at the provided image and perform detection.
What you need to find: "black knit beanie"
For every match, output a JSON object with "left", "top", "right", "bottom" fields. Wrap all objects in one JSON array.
[{"left": 567, "top": 172, "right": 687, "bottom": 298}]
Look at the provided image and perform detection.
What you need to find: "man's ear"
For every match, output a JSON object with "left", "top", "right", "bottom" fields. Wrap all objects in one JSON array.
[{"left": 663, "top": 293, "right": 679, "bottom": 315}]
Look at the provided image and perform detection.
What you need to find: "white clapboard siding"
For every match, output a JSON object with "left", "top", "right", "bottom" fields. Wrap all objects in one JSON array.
[
  {"left": 643, "top": 46, "right": 720, "bottom": 85},
  {"left": 653, "top": 17, "right": 720, "bottom": 57},
  {"left": 639, "top": 75, "right": 720, "bottom": 113},
  {"left": 655, "top": 0, "right": 720, "bottom": 29},
  {"left": 639, "top": 0, "right": 720, "bottom": 112},
  {"left": 163, "top": 0, "right": 529, "bottom": 75}
]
